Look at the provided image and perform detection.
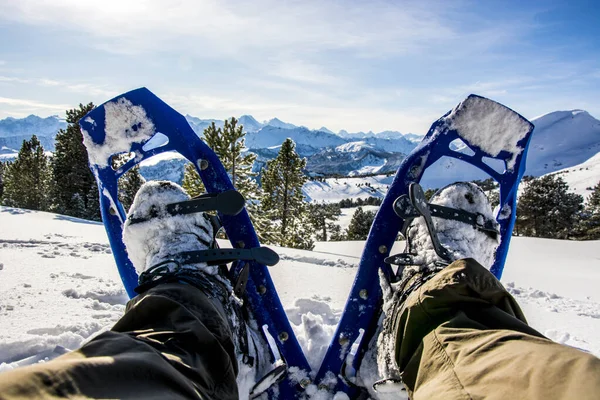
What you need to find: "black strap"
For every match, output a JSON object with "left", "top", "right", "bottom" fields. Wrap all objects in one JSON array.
[
  {"left": 177, "top": 247, "right": 280, "bottom": 267},
  {"left": 408, "top": 183, "right": 453, "bottom": 262},
  {"left": 128, "top": 190, "right": 245, "bottom": 225},
  {"left": 233, "top": 262, "right": 251, "bottom": 298},
  {"left": 393, "top": 189, "right": 499, "bottom": 235},
  {"left": 167, "top": 190, "right": 245, "bottom": 216}
]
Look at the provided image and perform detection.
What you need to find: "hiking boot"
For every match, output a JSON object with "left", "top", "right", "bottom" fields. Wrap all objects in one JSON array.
[
  {"left": 122, "top": 180, "right": 275, "bottom": 397},
  {"left": 362, "top": 182, "right": 500, "bottom": 394}
]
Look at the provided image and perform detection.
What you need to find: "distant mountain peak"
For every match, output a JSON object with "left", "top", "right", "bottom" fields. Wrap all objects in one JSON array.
[
  {"left": 318, "top": 126, "right": 334, "bottom": 134},
  {"left": 266, "top": 118, "right": 296, "bottom": 130}
]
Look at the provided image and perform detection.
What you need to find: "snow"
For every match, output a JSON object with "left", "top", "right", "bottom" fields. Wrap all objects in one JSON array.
[
  {"left": 445, "top": 95, "right": 532, "bottom": 171},
  {"left": 122, "top": 181, "right": 218, "bottom": 276},
  {"left": 139, "top": 150, "right": 187, "bottom": 167},
  {"left": 544, "top": 151, "right": 600, "bottom": 200},
  {"left": 402, "top": 183, "right": 499, "bottom": 269},
  {"left": 526, "top": 110, "right": 600, "bottom": 176},
  {"left": 303, "top": 176, "right": 393, "bottom": 203},
  {"left": 0, "top": 206, "right": 599, "bottom": 398},
  {"left": 82, "top": 97, "right": 156, "bottom": 168}
]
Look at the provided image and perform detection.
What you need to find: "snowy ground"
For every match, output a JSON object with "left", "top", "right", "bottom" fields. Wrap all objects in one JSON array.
[
  {"left": 303, "top": 176, "right": 393, "bottom": 203},
  {"left": 0, "top": 206, "right": 599, "bottom": 396}
]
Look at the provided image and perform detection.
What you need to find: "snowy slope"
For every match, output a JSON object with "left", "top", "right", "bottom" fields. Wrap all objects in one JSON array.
[
  {"left": 544, "top": 151, "right": 600, "bottom": 200},
  {"left": 1, "top": 206, "right": 598, "bottom": 388},
  {"left": 526, "top": 110, "right": 600, "bottom": 176},
  {"left": 303, "top": 176, "right": 394, "bottom": 203}
]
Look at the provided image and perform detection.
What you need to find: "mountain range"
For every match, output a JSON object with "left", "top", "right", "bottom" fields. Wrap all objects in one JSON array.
[{"left": 1, "top": 108, "right": 599, "bottom": 190}]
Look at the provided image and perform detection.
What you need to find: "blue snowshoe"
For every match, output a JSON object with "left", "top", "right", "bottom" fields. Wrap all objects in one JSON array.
[{"left": 81, "top": 89, "right": 533, "bottom": 399}]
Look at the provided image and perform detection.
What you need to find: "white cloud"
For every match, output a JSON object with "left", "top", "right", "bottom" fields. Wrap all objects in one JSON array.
[
  {"left": 0, "top": 96, "right": 70, "bottom": 111},
  {"left": 0, "top": 76, "right": 30, "bottom": 84},
  {"left": 0, "top": 0, "right": 461, "bottom": 59}
]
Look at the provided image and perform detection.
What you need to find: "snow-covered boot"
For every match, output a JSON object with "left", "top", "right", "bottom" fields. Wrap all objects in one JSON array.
[
  {"left": 366, "top": 182, "right": 500, "bottom": 394},
  {"left": 122, "top": 181, "right": 279, "bottom": 398}
]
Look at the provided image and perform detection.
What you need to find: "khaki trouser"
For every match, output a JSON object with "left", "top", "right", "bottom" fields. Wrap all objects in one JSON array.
[
  {"left": 0, "top": 259, "right": 599, "bottom": 399},
  {"left": 394, "top": 259, "right": 600, "bottom": 400}
]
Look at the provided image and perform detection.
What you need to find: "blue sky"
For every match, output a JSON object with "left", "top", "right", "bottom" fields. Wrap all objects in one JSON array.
[{"left": 0, "top": 0, "right": 598, "bottom": 133}]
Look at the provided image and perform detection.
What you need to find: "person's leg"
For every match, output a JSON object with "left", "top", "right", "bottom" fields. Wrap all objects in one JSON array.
[
  {"left": 0, "top": 282, "right": 239, "bottom": 400},
  {"left": 391, "top": 258, "right": 600, "bottom": 400}
]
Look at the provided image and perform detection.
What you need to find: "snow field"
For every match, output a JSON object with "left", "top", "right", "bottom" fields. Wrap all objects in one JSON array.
[{"left": 0, "top": 207, "right": 599, "bottom": 398}]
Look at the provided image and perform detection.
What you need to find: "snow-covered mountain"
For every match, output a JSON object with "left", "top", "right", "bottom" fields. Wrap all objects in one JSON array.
[
  {"left": 3, "top": 108, "right": 599, "bottom": 195},
  {"left": 238, "top": 115, "right": 264, "bottom": 132},
  {"left": 0, "top": 115, "right": 65, "bottom": 138},
  {"left": 245, "top": 125, "right": 346, "bottom": 151},
  {"left": 525, "top": 110, "right": 600, "bottom": 176},
  {"left": 337, "top": 129, "right": 407, "bottom": 140},
  {"left": 184, "top": 115, "right": 224, "bottom": 136},
  {"left": 0, "top": 115, "right": 66, "bottom": 152},
  {"left": 266, "top": 117, "right": 297, "bottom": 130}
]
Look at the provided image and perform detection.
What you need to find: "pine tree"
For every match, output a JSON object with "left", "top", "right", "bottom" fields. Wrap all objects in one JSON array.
[
  {"left": 182, "top": 162, "right": 205, "bottom": 197},
  {"left": 516, "top": 175, "right": 583, "bottom": 239},
  {"left": 0, "top": 161, "right": 6, "bottom": 200},
  {"left": 577, "top": 181, "right": 600, "bottom": 240},
  {"left": 181, "top": 118, "right": 277, "bottom": 244},
  {"left": 308, "top": 202, "right": 342, "bottom": 241},
  {"left": 51, "top": 103, "right": 98, "bottom": 219},
  {"left": 111, "top": 154, "right": 146, "bottom": 214},
  {"left": 70, "top": 193, "right": 86, "bottom": 219},
  {"left": 346, "top": 207, "right": 376, "bottom": 240},
  {"left": 262, "top": 138, "right": 313, "bottom": 249},
  {"left": 1, "top": 135, "right": 51, "bottom": 210},
  {"left": 329, "top": 224, "right": 345, "bottom": 241}
]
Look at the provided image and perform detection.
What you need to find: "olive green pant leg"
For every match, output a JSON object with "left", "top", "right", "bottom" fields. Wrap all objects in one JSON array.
[
  {"left": 395, "top": 258, "right": 600, "bottom": 400},
  {"left": 0, "top": 283, "right": 239, "bottom": 400}
]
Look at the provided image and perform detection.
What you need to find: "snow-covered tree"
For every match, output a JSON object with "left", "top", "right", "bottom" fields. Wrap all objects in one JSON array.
[
  {"left": 262, "top": 138, "right": 313, "bottom": 249},
  {"left": 2, "top": 135, "right": 51, "bottom": 211},
  {"left": 52, "top": 103, "right": 99, "bottom": 219},
  {"left": 576, "top": 181, "right": 600, "bottom": 240},
  {"left": 182, "top": 118, "right": 277, "bottom": 244},
  {"left": 516, "top": 175, "right": 583, "bottom": 239},
  {"left": 0, "top": 161, "right": 6, "bottom": 200},
  {"left": 308, "top": 202, "right": 342, "bottom": 241},
  {"left": 329, "top": 224, "right": 345, "bottom": 241},
  {"left": 346, "top": 207, "right": 376, "bottom": 240}
]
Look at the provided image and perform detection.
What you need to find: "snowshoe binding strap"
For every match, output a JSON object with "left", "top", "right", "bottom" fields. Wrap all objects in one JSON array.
[
  {"left": 167, "top": 190, "right": 246, "bottom": 217},
  {"left": 406, "top": 182, "right": 453, "bottom": 262},
  {"left": 127, "top": 190, "right": 245, "bottom": 225},
  {"left": 386, "top": 182, "right": 500, "bottom": 266},
  {"left": 393, "top": 184, "right": 499, "bottom": 236},
  {"left": 177, "top": 247, "right": 280, "bottom": 267},
  {"left": 249, "top": 325, "right": 289, "bottom": 399}
]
